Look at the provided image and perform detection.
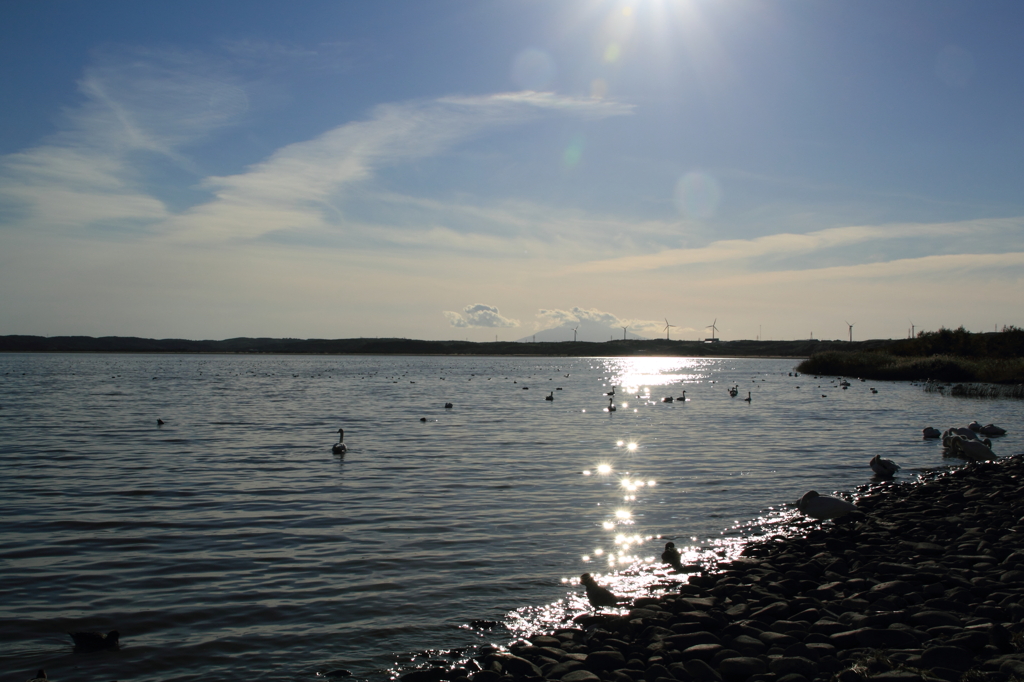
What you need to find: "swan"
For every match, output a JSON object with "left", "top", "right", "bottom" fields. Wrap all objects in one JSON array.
[
  {"left": 580, "top": 573, "right": 625, "bottom": 609},
  {"left": 796, "top": 491, "right": 858, "bottom": 520},
  {"left": 979, "top": 423, "right": 1007, "bottom": 437},
  {"left": 26, "top": 671, "right": 47, "bottom": 682},
  {"left": 743, "top": 391, "right": 752, "bottom": 402},
  {"left": 545, "top": 392, "right": 554, "bottom": 401},
  {"left": 869, "top": 454, "right": 900, "bottom": 477},
  {"left": 444, "top": 402, "right": 453, "bottom": 409},
  {"left": 947, "top": 435, "right": 994, "bottom": 461},
  {"left": 661, "top": 396, "right": 674, "bottom": 403},
  {"left": 922, "top": 427, "right": 941, "bottom": 439},
  {"left": 332, "top": 429, "right": 347, "bottom": 454},
  {"left": 729, "top": 386, "right": 739, "bottom": 397},
  {"left": 607, "top": 398, "right": 616, "bottom": 412}
]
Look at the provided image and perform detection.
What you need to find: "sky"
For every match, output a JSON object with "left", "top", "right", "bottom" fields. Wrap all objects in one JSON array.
[{"left": 2, "top": 0, "right": 1023, "bottom": 343}]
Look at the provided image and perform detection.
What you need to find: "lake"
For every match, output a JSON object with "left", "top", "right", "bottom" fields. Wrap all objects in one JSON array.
[{"left": 1, "top": 353, "right": 1021, "bottom": 682}]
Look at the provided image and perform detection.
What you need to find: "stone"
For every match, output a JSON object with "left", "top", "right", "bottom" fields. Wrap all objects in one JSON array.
[
  {"left": 644, "top": 664, "right": 672, "bottom": 682},
  {"left": 718, "top": 657, "right": 767, "bottom": 681},
  {"left": 909, "top": 611, "right": 963, "bottom": 629},
  {"left": 585, "top": 651, "right": 626, "bottom": 672},
  {"left": 561, "top": 672, "right": 601, "bottom": 682},
  {"left": 730, "top": 635, "right": 766, "bottom": 656},
  {"left": 548, "top": 661, "right": 585, "bottom": 678},
  {"left": 498, "top": 656, "right": 543, "bottom": 678},
  {"left": 683, "top": 658, "right": 723, "bottom": 682},
  {"left": 682, "top": 644, "right": 723, "bottom": 662},
  {"left": 769, "top": 656, "right": 817, "bottom": 678},
  {"left": 920, "top": 647, "right": 974, "bottom": 672}
]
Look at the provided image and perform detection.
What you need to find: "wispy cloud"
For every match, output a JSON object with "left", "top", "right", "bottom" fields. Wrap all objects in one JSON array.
[
  {"left": 569, "top": 218, "right": 1023, "bottom": 273},
  {"left": 169, "top": 91, "right": 633, "bottom": 243}
]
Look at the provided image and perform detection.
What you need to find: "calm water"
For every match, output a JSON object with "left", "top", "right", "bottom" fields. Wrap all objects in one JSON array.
[{"left": 2, "top": 353, "right": 1022, "bottom": 682}]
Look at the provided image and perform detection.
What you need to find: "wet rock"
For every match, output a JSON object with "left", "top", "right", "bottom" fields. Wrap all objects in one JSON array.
[
  {"left": 769, "top": 656, "right": 817, "bottom": 678},
  {"left": 585, "top": 651, "right": 626, "bottom": 672},
  {"left": 920, "top": 646, "right": 974, "bottom": 672},
  {"left": 499, "top": 656, "right": 544, "bottom": 678},
  {"left": 718, "top": 656, "right": 767, "bottom": 681},
  {"left": 684, "top": 658, "right": 723, "bottom": 682},
  {"left": 560, "top": 672, "right": 600, "bottom": 682}
]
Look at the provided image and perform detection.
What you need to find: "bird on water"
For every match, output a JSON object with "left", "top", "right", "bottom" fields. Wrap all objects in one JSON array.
[
  {"left": 580, "top": 573, "right": 625, "bottom": 609},
  {"left": 796, "top": 491, "right": 858, "bottom": 520},
  {"left": 869, "top": 454, "right": 900, "bottom": 478},
  {"left": 545, "top": 392, "right": 554, "bottom": 401},
  {"left": 68, "top": 630, "right": 119, "bottom": 651},
  {"left": 332, "top": 429, "right": 347, "bottom": 454},
  {"left": 25, "top": 671, "right": 47, "bottom": 682},
  {"left": 661, "top": 542, "right": 683, "bottom": 572}
]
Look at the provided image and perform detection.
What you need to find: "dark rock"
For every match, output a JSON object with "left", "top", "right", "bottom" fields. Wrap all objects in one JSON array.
[
  {"left": 718, "top": 657, "right": 768, "bottom": 681},
  {"left": 682, "top": 644, "right": 723, "bottom": 662},
  {"left": 909, "top": 611, "right": 963, "bottom": 629},
  {"left": 548, "top": 661, "right": 586, "bottom": 678},
  {"left": 684, "top": 658, "right": 723, "bottom": 682},
  {"left": 855, "top": 628, "right": 919, "bottom": 650},
  {"left": 585, "top": 651, "right": 626, "bottom": 672},
  {"left": 730, "top": 635, "right": 766, "bottom": 656},
  {"left": 920, "top": 647, "right": 974, "bottom": 672},
  {"left": 498, "top": 656, "right": 543, "bottom": 678},
  {"left": 759, "top": 632, "right": 797, "bottom": 648},
  {"left": 561, "top": 672, "right": 601, "bottom": 682},
  {"left": 751, "top": 602, "right": 791, "bottom": 623},
  {"left": 769, "top": 657, "right": 817, "bottom": 678},
  {"left": 644, "top": 664, "right": 672, "bottom": 682}
]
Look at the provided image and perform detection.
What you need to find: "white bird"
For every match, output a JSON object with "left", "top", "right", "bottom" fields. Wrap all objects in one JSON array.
[
  {"left": 947, "top": 435, "right": 994, "bottom": 462},
  {"left": 332, "top": 428, "right": 347, "bottom": 454},
  {"left": 797, "top": 490, "right": 858, "bottom": 520},
  {"left": 870, "top": 454, "right": 900, "bottom": 477}
]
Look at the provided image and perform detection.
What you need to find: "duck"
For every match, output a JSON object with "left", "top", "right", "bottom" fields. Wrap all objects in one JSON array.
[
  {"left": 580, "top": 573, "right": 625, "bottom": 609},
  {"left": 68, "top": 630, "right": 119, "bottom": 651},
  {"left": 661, "top": 542, "right": 683, "bottom": 572},
  {"left": 796, "top": 491, "right": 858, "bottom": 520},
  {"left": 869, "top": 454, "right": 900, "bottom": 477},
  {"left": 332, "top": 429, "right": 347, "bottom": 454},
  {"left": 545, "top": 392, "right": 554, "bottom": 401}
]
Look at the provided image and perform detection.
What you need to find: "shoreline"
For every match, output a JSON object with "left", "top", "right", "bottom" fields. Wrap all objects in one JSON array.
[{"left": 423, "top": 454, "right": 1024, "bottom": 682}]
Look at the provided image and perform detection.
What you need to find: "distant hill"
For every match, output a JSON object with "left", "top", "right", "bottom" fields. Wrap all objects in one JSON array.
[{"left": 0, "top": 334, "right": 893, "bottom": 357}]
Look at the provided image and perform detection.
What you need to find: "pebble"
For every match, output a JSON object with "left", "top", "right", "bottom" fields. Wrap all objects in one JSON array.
[{"left": 430, "top": 454, "right": 1024, "bottom": 682}]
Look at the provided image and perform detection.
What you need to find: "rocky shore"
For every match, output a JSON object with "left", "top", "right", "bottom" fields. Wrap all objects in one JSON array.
[{"left": 414, "top": 453, "right": 1024, "bottom": 682}]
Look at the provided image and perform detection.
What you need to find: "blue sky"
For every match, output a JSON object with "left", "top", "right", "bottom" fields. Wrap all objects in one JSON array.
[{"left": 2, "top": 0, "right": 1022, "bottom": 342}]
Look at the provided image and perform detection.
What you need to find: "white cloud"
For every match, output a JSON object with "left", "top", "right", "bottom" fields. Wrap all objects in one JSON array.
[{"left": 444, "top": 304, "right": 520, "bottom": 328}]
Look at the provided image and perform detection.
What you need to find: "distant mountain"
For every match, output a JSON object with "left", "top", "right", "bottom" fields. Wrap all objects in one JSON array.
[{"left": 516, "top": 321, "right": 647, "bottom": 343}]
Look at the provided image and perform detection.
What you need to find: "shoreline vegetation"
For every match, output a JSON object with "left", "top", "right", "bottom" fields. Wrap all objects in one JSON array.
[
  {"left": 427, "top": 455, "right": 1024, "bottom": 682},
  {"left": 796, "top": 328, "right": 1024, "bottom": 386}
]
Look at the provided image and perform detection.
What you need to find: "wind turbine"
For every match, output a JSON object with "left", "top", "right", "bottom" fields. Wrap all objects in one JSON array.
[
  {"left": 663, "top": 318, "right": 675, "bottom": 340},
  {"left": 621, "top": 325, "right": 629, "bottom": 340},
  {"left": 572, "top": 325, "right": 579, "bottom": 342},
  {"left": 846, "top": 321, "right": 854, "bottom": 342},
  {"left": 706, "top": 318, "right": 718, "bottom": 341}
]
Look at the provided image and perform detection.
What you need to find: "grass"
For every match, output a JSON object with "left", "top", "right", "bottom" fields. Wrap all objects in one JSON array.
[{"left": 796, "top": 351, "right": 1024, "bottom": 385}]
